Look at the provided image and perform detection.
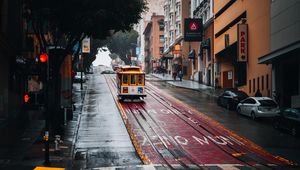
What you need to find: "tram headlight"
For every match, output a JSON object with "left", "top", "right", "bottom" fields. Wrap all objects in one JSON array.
[{"left": 123, "top": 87, "right": 128, "bottom": 93}]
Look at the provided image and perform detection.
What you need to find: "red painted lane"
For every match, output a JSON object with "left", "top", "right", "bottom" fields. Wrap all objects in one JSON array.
[
  {"left": 105, "top": 76, "right": 294, "bottom": 167},
  {"left": 145, "top": 83, "right": 293, "bottom": 166},
  {"left": 134, "top": 98, "right": 243, "bottom": 165}
]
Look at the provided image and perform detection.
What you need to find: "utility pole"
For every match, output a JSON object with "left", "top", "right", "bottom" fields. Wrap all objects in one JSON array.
[{"left": 39, "top": 53, "right": 50, "bottom": 166}]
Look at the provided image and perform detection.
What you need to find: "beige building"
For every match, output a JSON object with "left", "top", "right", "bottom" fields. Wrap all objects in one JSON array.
[
  {"left": 190, "top": 0, "right": 214, "bottom": 85},
  {"left": 143, "top": 14, "right": 165, "bottom": 73},
  {"left": 214, "top": 0, "right": 272, "bottom": 97},
  {"left": 163, "top": 0, "right": 191, "bottom": 77},
  {"left": 134, "top": 0, "right": 164, "bottom": 69}
]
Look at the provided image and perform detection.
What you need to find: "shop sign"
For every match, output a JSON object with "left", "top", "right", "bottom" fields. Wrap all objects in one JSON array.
[
  {"left": 237, "top": 24, "right": 248, "bottom": 62},
  {"left": 82, "top": 37, "right": 90, "bottom": 53},
  {"left": 184, "top": 18, "right": 203, "bottom": 41}
]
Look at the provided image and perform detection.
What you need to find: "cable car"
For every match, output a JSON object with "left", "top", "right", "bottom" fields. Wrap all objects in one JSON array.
[{"left": 116, "top": 66, "right": 146, "bottom": 100}]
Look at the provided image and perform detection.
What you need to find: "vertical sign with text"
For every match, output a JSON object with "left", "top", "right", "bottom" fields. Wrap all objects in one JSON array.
[
  {"left": 237, "top": 24, "right": 248, "bottom": 62},
  {"left": 82, "top": 37, "right": 90, "bottom": 53}
]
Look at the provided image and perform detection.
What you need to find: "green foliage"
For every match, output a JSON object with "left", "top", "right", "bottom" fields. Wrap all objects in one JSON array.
[
  {"left": 105, "top": 30, "right": 139, "bottom": 64},
  {"left": 24, "top": 0, "right": 147, "bottom": 65}
]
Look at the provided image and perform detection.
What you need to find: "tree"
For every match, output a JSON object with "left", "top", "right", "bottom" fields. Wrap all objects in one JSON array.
[
  {"left": 105, "top": 30, "right": 139, "bottom": 65},
  {"left": 24, "top": 0, "right": 147, "bottom": 133}
]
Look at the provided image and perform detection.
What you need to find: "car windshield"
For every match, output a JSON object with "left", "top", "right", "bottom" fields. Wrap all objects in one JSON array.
[
  {"left": 235, "top": 91, "right": 248, "bottom": 98},
  {"left": 258, "top": 99, "right": 277, "bottom": 107},
  {"left": 229, "top": 91, "right": 248, "bottom": 98}
]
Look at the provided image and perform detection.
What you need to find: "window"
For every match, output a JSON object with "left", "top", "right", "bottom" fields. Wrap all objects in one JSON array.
[
  {"left": 159, "top": 35, "right": 164, "bottom": 43},
  {"left": 138, "top": 75, "right": 143, "bottom": 85},
  {"left": 123, "top": 75, "right": 128, "bottom": 84},
  {"left": 262, "top": 76, "right": 264, "bottom": 90},
  {"left": 257, "top": 77, "right": 260, "bottom": 90},
  {"left": 249, "top": 80, "right": 251, "bottom": 93},
  {"left": 160, "top": 47, "right": 164, "bottom": 54},
  {"left": 253, "top": 78, "right": 255, "bottom": 93},
  {"left": 130, "top": 75, "right": 136, "bottom": 84},
  {"left": 159, "top": 20, "right": 164, "bottom": 31},
  {"left": 266, "top": 74, "right": 269, "bottom": 90}
]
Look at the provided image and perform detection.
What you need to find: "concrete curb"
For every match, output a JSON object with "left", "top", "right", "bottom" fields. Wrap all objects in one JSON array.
[
  {"left": 150, "top": 74, "right": 221, "bottom": 99},
  {"left": 70, "top": 85, "right": 87, "bottom": 161}
]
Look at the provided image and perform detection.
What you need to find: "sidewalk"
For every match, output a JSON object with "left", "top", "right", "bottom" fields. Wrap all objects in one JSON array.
[
  {"left": 150, "top": 73, "right": 223, "bottom": 99},
  {"left": 0, "top": 84, "right": 86, "bottom": 170}
]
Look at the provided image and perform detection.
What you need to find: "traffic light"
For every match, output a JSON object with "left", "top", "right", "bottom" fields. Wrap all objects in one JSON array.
[
  {"left": 38, "top": 53, "right": 49, "bottom": 82},
  {"left": 24, "top": 94, "right": 30, "bottom": 103},
  {"left": 39, "top": 53, "right": 48, "bottom": 63}
]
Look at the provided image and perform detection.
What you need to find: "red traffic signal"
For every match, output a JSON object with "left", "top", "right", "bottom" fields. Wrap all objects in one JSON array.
[
  {"left": 24, "top": 94, "right": 30, "bottom": 103},
  {"left": 39, "top": 53, "right": 48, "bottom": 63}
]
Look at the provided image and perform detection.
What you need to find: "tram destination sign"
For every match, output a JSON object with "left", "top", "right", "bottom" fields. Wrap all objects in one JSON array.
[{"left": 184, "top": 18, "right": 203, "bottom": 41}]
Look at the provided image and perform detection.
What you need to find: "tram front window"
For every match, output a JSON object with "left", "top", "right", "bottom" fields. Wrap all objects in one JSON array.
[
  {"left": 138, "top": 75, "right": 143, "bottom": 85},
  {"left": 123, "top": 75, "right": 128, "bottom": 84},
  {"left": 131, "top": 75, "right": 136, "bottom": 84}
]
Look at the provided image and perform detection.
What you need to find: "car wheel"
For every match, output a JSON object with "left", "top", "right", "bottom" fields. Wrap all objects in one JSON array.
[
  {"left": 291, "top": 127, "right": 297, "bottom": 136},
  {"left": 251, "top": 111, "right": 256, "bottom": 120}
]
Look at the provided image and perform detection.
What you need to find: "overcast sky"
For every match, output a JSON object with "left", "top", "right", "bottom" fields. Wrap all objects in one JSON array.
[{"left": 92, "top": 47, "right": 112, "bottom": 67}]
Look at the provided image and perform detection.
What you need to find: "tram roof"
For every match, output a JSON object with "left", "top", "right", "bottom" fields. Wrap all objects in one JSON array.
[{"left": 118, "top": 65, "right": 144, "bottom": 74}]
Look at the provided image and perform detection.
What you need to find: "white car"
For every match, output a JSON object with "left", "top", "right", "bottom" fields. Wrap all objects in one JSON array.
[{"left": 237, "top": 97, "right": 280, "bottom": 120}]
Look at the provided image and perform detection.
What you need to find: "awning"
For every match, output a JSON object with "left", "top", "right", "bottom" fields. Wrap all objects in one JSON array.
[{"left": 258, "top": 40, "right": 300, "bottom": 64}]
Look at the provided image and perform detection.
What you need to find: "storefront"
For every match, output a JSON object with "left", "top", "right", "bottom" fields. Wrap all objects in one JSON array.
[{"left": 259, "top": 40, "right": 300, "bottom": 108}]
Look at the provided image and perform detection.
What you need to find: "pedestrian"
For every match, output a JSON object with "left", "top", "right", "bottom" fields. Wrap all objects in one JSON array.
[
  {"left": 172, "top": 71, "right": 177, "bottom": 81},
  {"left": 178, "top": 70, "right": 183, "bottom": 81},
  {"left": 255, "top": 89, "right": 262, "bottom": 97}
]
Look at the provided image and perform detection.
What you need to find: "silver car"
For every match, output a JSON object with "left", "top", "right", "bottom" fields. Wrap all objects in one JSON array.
[{"left": 237, "top": 97, "right": 280, "bottom": 120}]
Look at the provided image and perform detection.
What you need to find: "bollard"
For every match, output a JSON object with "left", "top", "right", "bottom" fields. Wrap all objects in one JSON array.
[{"left": 54, "top": 135, "right": 61, "bottom": 152}]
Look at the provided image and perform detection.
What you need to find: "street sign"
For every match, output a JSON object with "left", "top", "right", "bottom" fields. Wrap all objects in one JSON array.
[
  {"left": 82, "top": 37, "right": 90, "bottom": 53},
  {"left": 184, "top": 18, "right": 203, "bottom": 41},
  {"left": 237, "top": 24, "right": 248, "bottom": 62}
]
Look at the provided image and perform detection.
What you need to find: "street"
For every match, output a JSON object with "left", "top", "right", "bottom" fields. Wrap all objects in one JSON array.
[
  {"left": 149, "top": 80, "right": 300, "bottom": 164},
  {"left": 69, "top": 66, "right": 299, "bottom": 169}
]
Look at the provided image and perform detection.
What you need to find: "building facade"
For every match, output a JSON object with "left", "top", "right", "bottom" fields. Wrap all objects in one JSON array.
[
  {"left": 259, "top": 0, "right": 300, "bottom": 108},
  {"left": 134, "top": 0, "right": 164, "bottom": 70},
  {"left": 191, "top": 0, "right": 214, "bottom": 85},
  {"left": 163, "top": 0, "right": 191, "bottom": 78},
  {"left": 214, "top": 0, "right": 272, "bottom": 97},
  {"left": 0, "top": 0, "right": 28, "bottom": 119},
  {"left": 144, "top": 14, "right": 165, "bottom": 73}
]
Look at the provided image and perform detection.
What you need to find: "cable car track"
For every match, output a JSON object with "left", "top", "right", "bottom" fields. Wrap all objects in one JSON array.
[
  {"left": 105, "top": 75, "right": 294, "bottom": 169},
  {"left": 108, "top": 75, "right": 203, "bottom": 169}
]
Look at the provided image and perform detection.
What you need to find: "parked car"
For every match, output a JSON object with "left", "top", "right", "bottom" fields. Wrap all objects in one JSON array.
[
  {"left": 217, "top": 89, "right": 248, "bottom": 110},
  {"left": 101, "top": 70, "right": 116, "bottom": 74},
  {"left": 273, "top": 108, "right": 300, "bottom": 136},
  {"left": 237, "top": 97, "right": 280, "bottom": 120},
  {"left": 74, "top": 72, "right": 87, "bottom": 83}
]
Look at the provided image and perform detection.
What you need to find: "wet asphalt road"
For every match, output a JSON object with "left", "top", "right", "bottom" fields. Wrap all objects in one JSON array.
[
  {"left": 149, "top": 80, "right": 300, "bottom": 164},
  {"left": 72, "top": 68, "right": 141, "bottom": 169}
]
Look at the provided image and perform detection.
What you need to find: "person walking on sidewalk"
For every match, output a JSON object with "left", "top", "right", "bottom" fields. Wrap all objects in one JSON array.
[
  {"left": 178, "top": 70, "right": 183, "bottom": 81},
  {"left": 172, "top": 71, "right": 177, "bottom": 81}
]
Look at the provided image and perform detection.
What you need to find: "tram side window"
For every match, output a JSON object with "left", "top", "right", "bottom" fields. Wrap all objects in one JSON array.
[
  {"left": 130, "top": 75, "right": 136, "bottom": 84},
  {"left": 123, "top": 75, "right": 128, "bottom": 85},
  {"left": 138, "top": 75, "right": 143, "bottom": 85}
]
